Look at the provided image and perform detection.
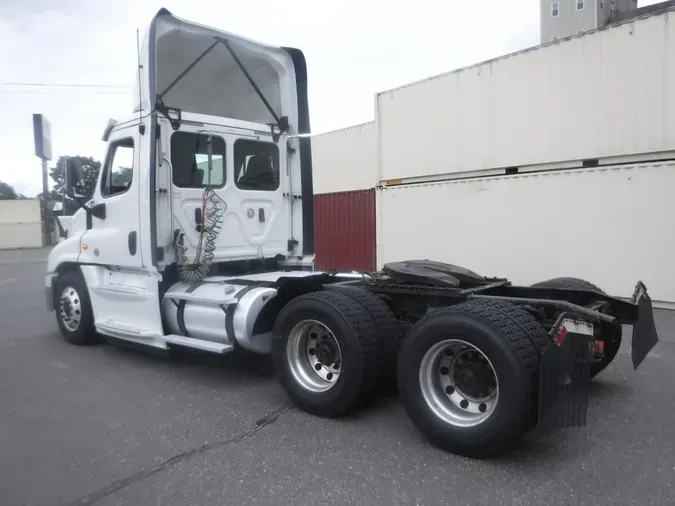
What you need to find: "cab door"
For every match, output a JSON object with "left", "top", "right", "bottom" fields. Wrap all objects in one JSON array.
[
  {"left": 170, "top": 130, "right": 291, "bottom": 262},
  {"left": 79, "top": 123, "right": 143, "bottom": 268},
  {"left": 229, "top": 136, "right": 290, "bottom": 257}
]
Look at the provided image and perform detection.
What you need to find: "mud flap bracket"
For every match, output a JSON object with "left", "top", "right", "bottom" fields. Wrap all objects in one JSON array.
[
  {"left": 536, "top": 317, "right": 593, "bottom": 432},
  {"left": 631, "top": 282, "right": 659, "bottom": 370}
]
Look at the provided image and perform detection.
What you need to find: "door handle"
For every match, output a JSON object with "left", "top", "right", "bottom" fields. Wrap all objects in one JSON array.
[
  {"left": 128, "top": 231, "right": 137, "bottom": 255},
  {"left": 195, "top": 208, "right": 203, "bottom": 232}
]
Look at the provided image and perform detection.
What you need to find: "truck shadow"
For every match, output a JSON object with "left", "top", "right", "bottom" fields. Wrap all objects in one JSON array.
[
  {"left": 95, "top": 337, "right": 635, "bottom": 463},
  {"left": 101, "top": 334, "right": 632, "bottom": 398},
  {"left": 497, "top": 377, "right": 633, "bottom": 463}
]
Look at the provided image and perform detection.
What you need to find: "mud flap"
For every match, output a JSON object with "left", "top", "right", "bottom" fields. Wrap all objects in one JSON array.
[
  {"left": 536, "top": 332, "right": 592, "bottom": 432},
  {"left": 631, "top": 288, "right": 659, "bottom": 370}
]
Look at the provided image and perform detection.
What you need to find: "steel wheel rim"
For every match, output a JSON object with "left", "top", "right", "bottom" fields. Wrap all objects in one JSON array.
[
  {"left": 59, "top": 286, "right": 82, "bottom": 332},
  {"left": 419, "top": 339, "right": 499, "bottom": 428},
  {"left": 286, "top": 319, "right": 342, "bottom": 393}
]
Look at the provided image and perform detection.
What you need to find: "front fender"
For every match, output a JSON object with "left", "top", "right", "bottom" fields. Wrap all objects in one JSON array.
[
  {"left": 46, "top": 234, "right": 83, "bottom": 275},
  {"left": 46, "top": 234, "right": 83, "bottom": 311}
]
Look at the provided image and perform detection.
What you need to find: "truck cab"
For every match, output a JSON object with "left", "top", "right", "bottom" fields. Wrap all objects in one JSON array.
[{"left": 46, "top": 8, "right": 319, "bottom": 353}]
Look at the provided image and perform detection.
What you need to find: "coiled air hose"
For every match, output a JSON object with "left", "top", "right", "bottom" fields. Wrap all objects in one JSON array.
[{"left": 175, "top": 132, "right": 226, "bottom": 283}]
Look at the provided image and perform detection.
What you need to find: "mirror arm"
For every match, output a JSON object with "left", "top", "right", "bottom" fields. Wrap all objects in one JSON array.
[
  {"left": 54, "top": 214, "right": 67, "bottom": 239},
  {"left": 70, "top": 196, "right": 105, "bottom": 219},
  {"left": 71, "top": 195, "right": 93, "bottom": 213}
]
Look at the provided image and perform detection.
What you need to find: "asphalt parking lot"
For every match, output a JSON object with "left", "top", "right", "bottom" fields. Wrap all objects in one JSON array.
[{"left": 1, "top": 249, "right": 675, "bottom": 506}]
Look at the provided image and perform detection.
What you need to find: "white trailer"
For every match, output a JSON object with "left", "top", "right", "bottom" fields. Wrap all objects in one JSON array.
[
  {"left": 311, "top": 121, "right": 378, "bottom": 194},
  {"left": 45, "top": 8, "right": 660, "bottom": 459},
  {"left": 377, "top": 161, "right": 675, "bottom": 307},
  {"left": 376, "top": 8, "right": 675, "bottom": 183},
  {"left": 0, "top": 200, "right": 43, "bottom": 249},
  {"left": 370, "top": 7, "right": 675, "bottom": 306}
]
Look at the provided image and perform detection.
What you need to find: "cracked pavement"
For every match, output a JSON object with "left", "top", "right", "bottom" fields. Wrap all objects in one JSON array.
[
  {"left": 2, "top": 250, "right": 675, "bottom": 505},
  {"left": 68, "top": 404, "right": 294, "bottom": 505}
]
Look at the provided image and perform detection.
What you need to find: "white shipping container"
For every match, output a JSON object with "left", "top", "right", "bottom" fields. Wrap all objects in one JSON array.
[
  {"left": 0, "top": 199, "right": 41, "bottom": 224},
  {"left": 311, "top": 121, "right": 377, "bottom": 194},
  {"left": 376, "top": 10, "right": 675, "bottom": 182},
  {"left": 0, "top": 200, "right": 43, "bottom": 249},
  {"left": 0, "top": 224, "right": 43, "bottom": 249},
  {"left": 377, "top": 162, "right": 675, "bottom": 306}
]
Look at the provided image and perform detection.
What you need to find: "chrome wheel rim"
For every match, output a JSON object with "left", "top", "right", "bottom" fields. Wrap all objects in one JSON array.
[
  {"left": 419, "top": 339, "right": 499, "bottom": 428},
  {"left": 59, "top": 286, "right": 82, "bottom": 332},
  {"left": 286, "top": 319, "right": 342, "bottom": 393}
]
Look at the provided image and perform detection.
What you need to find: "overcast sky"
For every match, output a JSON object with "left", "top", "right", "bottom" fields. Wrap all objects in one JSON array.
[{"left": 0, "top": 0, "right": 662, "bottom": 196}]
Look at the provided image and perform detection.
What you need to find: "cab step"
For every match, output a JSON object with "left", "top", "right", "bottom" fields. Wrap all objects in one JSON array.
[
  {"left": 164, "top": 334, "right": 234, "bottom": 354},
  {"left": 96, "top": 319, "right": 161, "bottom": 340},
  {"left": 91, "top": 284, "right": 153, "bottom": 299}
]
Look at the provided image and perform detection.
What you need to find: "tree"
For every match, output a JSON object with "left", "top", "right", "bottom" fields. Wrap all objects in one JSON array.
[
  {"left": 0, "top": 181, "right": 27, "bottom": 200},
  {"left": 46, "top": 156, "right": 101, "bottom": 215},
  {"left": 112, "top": 167, "right": 133, "bottom": 187}
]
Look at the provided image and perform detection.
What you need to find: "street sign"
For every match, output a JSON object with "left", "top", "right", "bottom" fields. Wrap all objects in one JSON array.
[{"left": 33, "top": 113, "right": 52, "bottom": 161}]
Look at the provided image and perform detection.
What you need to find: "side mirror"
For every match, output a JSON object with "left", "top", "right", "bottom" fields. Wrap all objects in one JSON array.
[{"left": 65, "top": 158, "right": 86, "bottom": 198}]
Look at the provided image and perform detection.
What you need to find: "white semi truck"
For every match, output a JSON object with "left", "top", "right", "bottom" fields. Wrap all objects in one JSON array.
[{"left": 45, "top": 8, "right": 660, "bottom": 458}]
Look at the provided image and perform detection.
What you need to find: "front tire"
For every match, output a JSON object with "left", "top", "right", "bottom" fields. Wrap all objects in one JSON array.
[
  {"left": 531, "top": 276, "right": 622, "bottom": 378},
  {"left": 54, "top": 270, "right": 97, "bottom": 346},
  {"left": 272, "top": 290, "right": 383, "bottom": 417},
  {"left": 397, "top": 300, "right": 541, "bottom": 458}
]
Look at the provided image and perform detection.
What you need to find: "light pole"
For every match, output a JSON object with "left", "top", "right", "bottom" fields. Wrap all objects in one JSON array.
[{"left": 33, "top": 114, "right": 53, "bottom": 247}]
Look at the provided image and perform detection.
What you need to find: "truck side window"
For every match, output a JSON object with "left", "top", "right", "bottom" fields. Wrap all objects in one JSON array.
[
  {"left": 171, "top": 131, "right": 226, "bottom": 188},
  {"left": 101, "top": 138, "right": 134, "bottom": 198},
  {"left": 234, "top": 139, "right": 279, "bottom": 191}
]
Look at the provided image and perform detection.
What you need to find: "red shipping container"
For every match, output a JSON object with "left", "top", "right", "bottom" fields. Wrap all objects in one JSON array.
[{"left": 314, "top": 189, "right": 376, "bottom": 272}]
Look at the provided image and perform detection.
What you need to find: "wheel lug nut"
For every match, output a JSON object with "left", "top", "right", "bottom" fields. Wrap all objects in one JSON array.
[
  {"left": 440, "top": 367, "right": 449, "bottom": 375},
  {"left": 460, "top": 399, "right": 469, "bottom": 409},
  {"left": 445, "top": 386, "right": 455, "bottom": 395},
  {"left": 479, "top": 403, "right": 487, "bottom": 413},
  {"left": 309, "top": 348, "right": 315, "bottom": 355},
  {"left": 326, "top": 373, "right": 333, "bottom": 380},
  {"left": 314, "top": 364, "right": 322, "bottom": 371}
]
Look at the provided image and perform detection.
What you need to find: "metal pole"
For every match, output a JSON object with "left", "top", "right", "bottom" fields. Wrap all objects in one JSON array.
[
  {"left": 63, "top": 157, "right": 67, "bottom": 213},
  {"left": 41, "top": 158, "right": 51, "bottom": 247}
]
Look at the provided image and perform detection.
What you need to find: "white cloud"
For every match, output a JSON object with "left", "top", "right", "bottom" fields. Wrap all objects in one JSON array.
[{"left": 0, "top": 0, "right": 548, "bottom": 195}]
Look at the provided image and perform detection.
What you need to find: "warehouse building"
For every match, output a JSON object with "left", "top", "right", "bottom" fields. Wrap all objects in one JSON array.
[
  {"left": 542, "top": 0, "right": 638, "bottom": 42},
  {"left": 312, "top": 6, "right": 675, "bottom": 307}
]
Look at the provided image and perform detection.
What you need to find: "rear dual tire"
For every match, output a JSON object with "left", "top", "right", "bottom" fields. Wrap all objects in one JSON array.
[
  {"left": 397, "top": 300, "right": 544, "bottom": 458},
  {"left": 271, "top": 290, "right": 384, "bottom": 417},
  {"left": 272, "top": 290, "right": 548, "bottom": 458}
]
